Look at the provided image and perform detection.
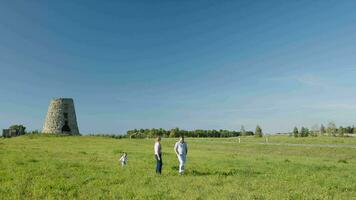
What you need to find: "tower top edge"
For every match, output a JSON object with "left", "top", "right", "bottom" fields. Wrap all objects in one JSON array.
[{"left": 51, "top": 98, "right": 74, "bottom": 101}]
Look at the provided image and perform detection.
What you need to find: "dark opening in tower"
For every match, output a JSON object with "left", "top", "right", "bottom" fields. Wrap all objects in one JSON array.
[{"left": 61, "top": 120, "right": 71, "bottom": 133}]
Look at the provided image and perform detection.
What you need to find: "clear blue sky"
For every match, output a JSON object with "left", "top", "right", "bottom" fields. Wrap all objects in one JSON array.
[{"left": 1, "top": 0, "right": 356, "bottom": 134}]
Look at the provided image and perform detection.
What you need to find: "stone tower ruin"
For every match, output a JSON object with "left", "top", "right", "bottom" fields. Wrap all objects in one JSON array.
[{"left": 42, "top": 98, "right": 80, "bottom": 135}]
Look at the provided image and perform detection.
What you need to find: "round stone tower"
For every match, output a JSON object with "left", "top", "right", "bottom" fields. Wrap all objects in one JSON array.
[{"left": 42, "top": 98, "right": 80, "bottom": 135}]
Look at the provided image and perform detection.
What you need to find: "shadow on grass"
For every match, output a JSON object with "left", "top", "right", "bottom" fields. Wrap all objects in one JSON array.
[
  {"left": 16, "top": 161, "right": 25, "bottom": 165},
  {"left": 189, "top": 169, "right": 261, "bottom": 177},
  {"left": 79, "top": 151, "right": 87, "bottom": 155},
  {"left": 170, "top": 165, "right": 262, "bottom": 177},
  {"left": 28, "top": 159, "right": 39, "bottom": 163},
  {"left": 338, "top": 159, "right": 348, "bottom": 164}
]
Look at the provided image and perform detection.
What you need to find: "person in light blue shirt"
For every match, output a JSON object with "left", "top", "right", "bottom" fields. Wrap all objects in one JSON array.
[{"left": 174, "top": 136, "right": 188, "bottom": 175}]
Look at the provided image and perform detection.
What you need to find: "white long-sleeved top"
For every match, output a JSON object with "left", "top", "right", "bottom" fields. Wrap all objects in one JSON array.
[
  {"left": 174, "top": 141, "right": 188, "bottom": 155},
  {"left": 119, "top": 155, "right": 127, "bottom": 163},
  {"left": 154, "top": 142, "right": 161, "bottom": 155}
]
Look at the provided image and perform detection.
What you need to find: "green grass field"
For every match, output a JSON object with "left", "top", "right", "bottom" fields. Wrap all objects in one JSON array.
[{"left": 1, "top": 135, "right": 356, "bottom": 200}]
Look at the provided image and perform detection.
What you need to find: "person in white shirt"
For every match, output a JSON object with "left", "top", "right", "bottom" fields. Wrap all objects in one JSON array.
[
  {"left": 174, "top": 136, "right": 188, "bottom": 175},
  {"left": 119, "top": 152, "right": 128, "bottom": 167},
  {"left": 154, "top": 136, "right": 162, "bottom": 174}
]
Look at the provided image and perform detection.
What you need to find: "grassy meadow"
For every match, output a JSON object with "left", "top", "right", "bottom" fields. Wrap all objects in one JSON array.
[{"left": 0, "top": 135, "right": 356, "bottom": 199}]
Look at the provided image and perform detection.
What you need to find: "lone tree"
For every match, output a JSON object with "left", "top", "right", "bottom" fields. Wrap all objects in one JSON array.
[
  {"left": 300, "top": 127, "right": 309, "bottom": 137},
  {"left": 255, "top": 125, "right": 263, "bottom": 137},
  {"left": 240, "top": 125, "right": 246, "bottom": 136},
  {"left": 327, "top": 122, "right": 337, "bottom": 136},
  {"left": 293, "top": 127, "right": 299, "bottom": 137},
  {"left": 320, "top": 124, "right": 326, "bottom": 135},
  {"left": 338, "top": 126, "right": 345, "bottom": 137}
]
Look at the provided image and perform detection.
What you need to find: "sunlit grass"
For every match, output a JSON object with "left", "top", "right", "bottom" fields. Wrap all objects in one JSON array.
[{"left": 0, "top": 135, "right": 355, "bottom": 199}]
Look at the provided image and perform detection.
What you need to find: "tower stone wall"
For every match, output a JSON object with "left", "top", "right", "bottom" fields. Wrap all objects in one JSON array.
[{"left": 42, "top": 98, "right": 80, "bottom": 135}]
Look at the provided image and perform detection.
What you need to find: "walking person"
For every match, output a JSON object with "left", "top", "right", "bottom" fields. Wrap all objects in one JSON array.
[
  {"left": 174, "top": 136, "right": 188, "bottom": 175},
  {"left": 119, "top": 152, "right": 128, "bottom": 167},
  {"left": 154, "top": 136, "right": 162, "bottom": 174}
]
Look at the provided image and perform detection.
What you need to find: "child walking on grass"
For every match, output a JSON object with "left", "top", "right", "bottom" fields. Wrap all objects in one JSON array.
[{"left": 119, "top": 152, "right": 128, "bottom": 167}]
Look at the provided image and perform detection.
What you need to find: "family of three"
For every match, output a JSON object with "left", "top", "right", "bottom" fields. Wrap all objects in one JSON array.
[{"left": 154, "top": 136, "right": 188, "bottom": 175}]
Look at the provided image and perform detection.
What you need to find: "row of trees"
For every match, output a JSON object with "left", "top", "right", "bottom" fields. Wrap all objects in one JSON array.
[
  {"left": 126, "top": 126, "right": 264, "bottom": 138},
  {"left": 292, "top": 122, "right": 355, "bottom": 137},
  {"left": 125, "top": 122, "right": 354, "bottom": 139}
]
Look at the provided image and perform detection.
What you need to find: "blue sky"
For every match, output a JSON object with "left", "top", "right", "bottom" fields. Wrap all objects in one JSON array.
[{"left": 1, "top": 0, "right": 356, "bottom": 134}]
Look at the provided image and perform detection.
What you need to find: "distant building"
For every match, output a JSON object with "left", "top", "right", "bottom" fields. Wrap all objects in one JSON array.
[
  {"left": 42, "top": 98, "right": 80, "bottom": 135},
  {"left": 2, "top": 125, "right": 26, "bottom": 138}
]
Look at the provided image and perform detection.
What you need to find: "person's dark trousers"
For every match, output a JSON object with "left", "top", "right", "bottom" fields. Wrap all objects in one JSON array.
[{"left": 155, "top": 154, "right": 162, "bottom": 174}]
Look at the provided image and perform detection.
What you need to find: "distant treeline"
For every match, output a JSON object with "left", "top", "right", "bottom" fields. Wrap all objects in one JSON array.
[
  {"left": 87, "top": 133, "right": 126, "bottom": 139},
  {"left": 292, "top": 122, "right": 356, "bottom": 137},
  {"left": 126, "top": 127, "right": 261, "bottom": 138},
  {"left": 4, "top": 122, "right": 354, "bottom": 139}
]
